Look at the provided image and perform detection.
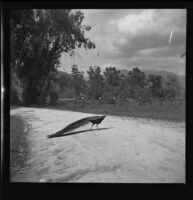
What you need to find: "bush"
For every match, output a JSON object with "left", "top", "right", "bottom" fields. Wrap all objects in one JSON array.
[{"left": 62, "top": 87, "right": 76, "bottom": 99}]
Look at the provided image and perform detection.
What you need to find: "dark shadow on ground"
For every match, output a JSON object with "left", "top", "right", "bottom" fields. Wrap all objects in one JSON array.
[
  {"left": 10, "top": 115, "right": 30, "bottom": 181},
  {"left": 47, "top": 127, "right": 112, "bottom": 138}
]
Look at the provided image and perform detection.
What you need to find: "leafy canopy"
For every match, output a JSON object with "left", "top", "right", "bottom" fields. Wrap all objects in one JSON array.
[{"left": 10, "top": 9, "right": 95, "bottom": 105}]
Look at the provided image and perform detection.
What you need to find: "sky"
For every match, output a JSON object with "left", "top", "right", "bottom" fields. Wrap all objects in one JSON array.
[{"left": 59, "top": 9, "right": 186, "bottom": 76}]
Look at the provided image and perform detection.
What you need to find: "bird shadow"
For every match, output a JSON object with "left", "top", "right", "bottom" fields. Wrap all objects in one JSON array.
[{"left": 47, "top": 127, "right": 112, "bottom": 138}]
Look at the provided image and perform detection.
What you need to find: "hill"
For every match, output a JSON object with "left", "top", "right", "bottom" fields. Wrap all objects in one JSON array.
[
  {"left": 55, "top": 70, "right": 71, "bottom": 79},
  {"left": 120, "top": 69, "right": 185, "bottom": 96},
  {"left": 56, "top": 69, "right": 185, "bottom": 96}
]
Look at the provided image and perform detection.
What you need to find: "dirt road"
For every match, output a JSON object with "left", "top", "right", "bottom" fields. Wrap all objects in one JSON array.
[{"left": 10, "top": 107, "right": 185, "bottom": 183}]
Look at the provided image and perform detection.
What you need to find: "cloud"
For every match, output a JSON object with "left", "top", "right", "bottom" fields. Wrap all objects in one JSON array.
[
  {"left": 59, "top": 9, "right": 186, "bottom": 75},
  {"left": 113, "top": 9, "right": 186, "bottom": 58},
  {"left": 137, "top": 44, "right": 185, "bottom": 58},
  {"left": 117, "top": 10, "right": 155, "bottom": 34}
]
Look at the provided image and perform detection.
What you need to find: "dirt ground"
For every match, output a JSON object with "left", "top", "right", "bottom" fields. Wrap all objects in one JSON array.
[{"left": 10, "top": 107, "right": 185, "bottom": 183}]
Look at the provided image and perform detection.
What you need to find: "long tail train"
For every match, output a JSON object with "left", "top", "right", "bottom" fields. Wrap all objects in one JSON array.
[
  {"left": 47, "top": 117, "right": 91, "bottom": 138},
  {"left": 47, "top": 112, "right": 107, "bottom": 138}
]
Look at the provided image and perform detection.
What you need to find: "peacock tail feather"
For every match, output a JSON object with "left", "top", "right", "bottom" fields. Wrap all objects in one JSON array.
[
  {"left": 47, "top": 113, "right": 106, "bottom": 138},
  {"left": 47, "top": 117, "right": 91, "bottom": 138}
]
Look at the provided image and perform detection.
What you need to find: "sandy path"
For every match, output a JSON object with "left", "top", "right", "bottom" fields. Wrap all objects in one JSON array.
[{"left": 10, "top": 107, "right": 185, "bottom": 183}]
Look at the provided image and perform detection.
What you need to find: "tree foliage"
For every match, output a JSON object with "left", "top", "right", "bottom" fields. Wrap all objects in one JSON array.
[
  {"left": 87, "top": 66, "right": 104, "bottom": 99},
  {"left": 147, "top": 74, "right": 163, "bottom": 97},
  {"left": 127, "top": 68, "right": 146, "bottom": 87},
  {"left": 70, "top": 65, "right": 86, "bottom": 97},
  {"left": 164, "top": 75, "right": 180, "bottom": 98},
  {"left": 10, "top": 9, "right": 95, "bottom": 105},
  {"left": 103, "top": 67, "right": 121, "bottom": 86},
  {"left": 125, "top": 68, "right": 146, "bottom": 99},
  {"left": 44, "top": 66, "right": 182, "bottom": 103}
]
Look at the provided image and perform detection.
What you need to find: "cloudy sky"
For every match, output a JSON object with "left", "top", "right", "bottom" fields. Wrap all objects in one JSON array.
[{"left": 59, "top": 9, "right": 186, "bottom": 76}]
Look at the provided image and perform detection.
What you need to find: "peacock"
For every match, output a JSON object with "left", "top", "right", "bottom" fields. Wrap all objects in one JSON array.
[{"left": 47, "top": 111, "right": 107, "bottom": 138}]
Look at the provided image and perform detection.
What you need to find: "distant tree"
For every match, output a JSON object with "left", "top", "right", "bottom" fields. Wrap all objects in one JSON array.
[
  {"left": 101, "top": 67, "right": 121, "bottom": 102},
  {"left": 71, "top": 65, "right": 86, "bottom": 97},
  {"left": 103, "top": 67, "right": 121, "bottom": 86},
  {"left": 87, "top": 66, "right": 104, "bottom": 99},
  {"left": 127, "top": 68, "right": 146, "bottom": 87},
  {"left": 116, "top": 74, "right": 128, "bottom": 100},
  {"left": 164, "top": 75, "right": 180, "bottom": 98},
  {"left": 126, "top": 67, "right": 146, "bottom": 99},
  {"left": 10, "top": 9, "right": 95, "bottom": 105},
  {"left": 101, "top": 85, "right": 120, "bottom": 103},
  {"left": 58, "top": 73, "right": 71, "bottom": 90},
  {"left": 147, "top": 74, "right": 163, "bottom": 97}
]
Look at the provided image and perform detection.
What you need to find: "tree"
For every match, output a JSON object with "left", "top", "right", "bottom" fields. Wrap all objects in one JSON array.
[
  {"left": 101, "top": 67, "right": 121, "bottom": 102},
  {"left": 71, "top": 65, "right": 86, "bottom": 97},
  {"left": 116, "top": 75, "right": 128, "bottom": 100},
  {"left": 57, "top": 73, "right": 71, "bottom": 92},
  {"left": 147, "top": 74, "right": 163, "bottom": 97},
  {"left": 103, "top": 67, "right": 121, "bottom": 86},
  {"left": 127, "top": 68, "right": 146, "bottom": 87},
  {"left": 10, "top": 9, "right": 95, "bottom": 105},
  {"left": 164, "top": 75, "right": 180, "bottom": 98},
  {"left": 126, "top": 67, "right": 146, "bottom": 99},
  {"left": 87, "top": 66, "right": 104, "bottom": 99}
]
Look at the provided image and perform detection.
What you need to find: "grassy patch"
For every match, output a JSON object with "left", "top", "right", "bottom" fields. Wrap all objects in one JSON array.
[{"left": 45, "top": 100, "right": 185, "bottom": 122}]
